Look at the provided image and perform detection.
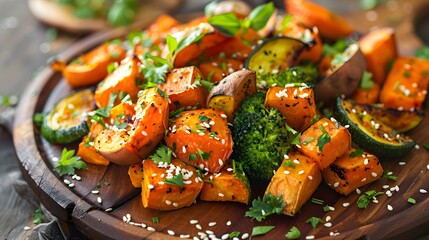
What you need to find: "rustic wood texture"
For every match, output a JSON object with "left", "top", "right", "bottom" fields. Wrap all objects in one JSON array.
[{"left": 12, "top": 0, "right": 429, "bottom": 239}]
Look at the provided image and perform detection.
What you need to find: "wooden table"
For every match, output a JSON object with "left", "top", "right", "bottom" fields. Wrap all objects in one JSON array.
[{"left": 1, "top": 0, "right": 429, "bottom": 239}]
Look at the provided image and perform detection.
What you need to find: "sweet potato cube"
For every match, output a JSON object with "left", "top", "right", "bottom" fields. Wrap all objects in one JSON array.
[
  {"left": 265, "top": 86, "right": 317, "bottom": 131},
  {"left": 322, "top": 148, "right": 383, "bottom": 195},
  {"left": 379, "top": 57, "right": 429, "bottom": 110},
  {"left": 200, "top": 161, "right": 250, "bottom": 204},
  {"left": 77, "top": 140, "right": 110, "bottom": 166},
  {"left": 265, "top": 151, "right": 322, "bottom": 216},
  {"left": 141, "top": 159, "right": 203, "bottom": 210},
  {"left": 299, "top": 118, "right": 351, "bottom": 170},
  {"left": 351, "top": 82, "right": 380, "bottom": 105},
  {"left": 165, "top": 109, "right": 233, "bottom": 173},
  {"left": 128, "top": 163, "right": 144, "bottom": 188},
  {"left": 359, "top": 27, "right": 397, "bottom": 85},
  {"left": 159, "top": 66, "right": 208, "bottom": 111}
]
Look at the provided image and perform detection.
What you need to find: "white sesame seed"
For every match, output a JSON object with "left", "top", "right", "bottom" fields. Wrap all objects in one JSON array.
[
  {"left": 196, "top": 224, "right": 202, "bottom": 230},
  {"left": 105, "top": 208, "right": 113, "bottom": 212},
  {"left": 219, "top": 159, "right": 223, "bottom": 165},
  {"left": 284, "top": 154, "right": 289, "bottom": 159},
  {"left": 298, "top": 170, "right": 305, "bottom": 175},
  {"left": 92, "top": 190, "right": 99, "bottom": 194},
  {"left": 64, "top": 179, "right": 71, "bottom": 185},
  {"left": 68, "top": 183, "right": 75, "bottom": 188},
  {"left": 284, "top": 170, "right": 290, "bottom": 175},
  {"left": 306, "top": 236, "right": 315, "bottom": 240},
  {"left": 221, "top": 139, "right": 226, "bottom": 145},
  {"left": 97, "top": 197, "right": 102, "bottom": 204},
  {"left": 182, "top": 146, "right": 186, "bottom": 153},
  {"left": 343, "top": 202, "right": 350, "bottom": 207},
  {"left": 326, "top": 216, "right": 331, "bottom": 222},
  {"left": 308, "top": 175, "right": 313, "bottom": 180},
  {"left": 387, "top": 205, "right": 393, "bottom": 211},
  {"left": 226, "top": 221, "right": 231, "bottom": 226},
  {"left": 180, "top": 235, "right": 191, "bottom": 239},
  {"left": 221, "top": 113, "right": 227, "bottom": 119},
  {"left": 329, "top": 206, "right": 335, "bottom": 211},
  {"left": 222, "top": 234, "right": 230, "bottom": 240},
  {"left": 420, "top": 189, "right": 427, "bottom": 194},
  {"left": 173, "top": 202, "right": 179, "bottom": 207},
  {"left": 242, "top": 233, "right": 249, "bottom": 239},
  {"left": 165, "top": 200, "right": 172, "bottom": 205},
  {"left": 371, "top": 172, "right": 378, "bottom": 177},
  {"left": 415, "top": 144, "right": 420, "bottom": 149},
  {"left": 52, "top": 157, "right": 59, "bottom": 162},
  {"left": 147, "top": 227, "right": 155, "bottom": 231},
  {"left": 167, "top": 230, "right": 175, "bottom": 236},
  {"left": 193, "top": 237, "right": 199, "bottom": 240},
  {"left": 142, "top": 131, "right": 148, "bottom": 136},
  {"left": 386, "top": 190, "right": 392, "bottom": 197},
  {"left": 344, "top": 125, "right": 350, "bottom": 128},
  {"left": 383, "top": 185, "right": 390, "bottom": 189},
  {"left": 324, "top": 222, "right": 332, "bottom": 227},
  {"left": 364, "top": 159, "right": 369, "bottom": 165},
  {"left": 333, "top": 182, "right": 339, "bottom": 188},
  {"left": 122, "top": 216, "right": 127, "bottom": 222},
  {"left": 219, "top": 193, "right": 225, "bottom": 197},
  {"left": 206, "top": 230, "right": 214, "bottom": 235},
  {"left": 208, "top": 222, "right": 217, "bottom": 227},
  {"left": 427, "top": 164, "right": 429, "bottom": 170},
  {"left": 293, "top": 159, "right": 300, "bottom": 164},
  {"left": 148, "top": 184, "right": 154, "bottom": 189},
  {"left": 361, "top": 178, "right": 367, "bottom": 182},
  {"left": 24, "top": 226, "right": 31, "bottom": 231},
  {"left": 399, "top": 162, "right": 406, "bottom": 166},
  {"left": 190, "top": 220, "right": 198, "bottom": 224}
]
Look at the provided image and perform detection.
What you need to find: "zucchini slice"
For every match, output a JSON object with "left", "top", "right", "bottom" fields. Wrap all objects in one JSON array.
[
  {"left": 359, "top": 104, "right": 424, "bottom": 133},
  {"left": 244, "top": 36, "right": 307, "bottom": 75},
  {"left": 334, "top": 96, "right": 415, "bottom": 159},
  {"left": 41, "top": 89, "right": 95, "bottom": 144}
]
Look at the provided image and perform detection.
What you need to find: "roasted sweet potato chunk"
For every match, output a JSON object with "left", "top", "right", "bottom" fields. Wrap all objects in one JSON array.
[
  {"left": 265, "top": 151, "right": 322, "bottom": 216},
  {"left": 322, "top": 148, "right": 383, "bottom": 195},
  {"left": 141, "top": 159, "right": 203, "bottom": 210},
  {"left": 128, "top": 162, "right": 144, "bottom": 188},
  {"left": 299, "top": 118, "right": 351, "bottom": 170}
]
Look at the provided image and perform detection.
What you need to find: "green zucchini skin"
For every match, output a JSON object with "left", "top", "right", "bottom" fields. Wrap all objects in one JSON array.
[
  {"left": 334, "top": 96, "right": 415, "bottom": 159},
  {"left": 244, "top": 36, "right": 307, "bottom": 75},
  {"left": 40, "top": 89, "right": 95, "bottom": 144}
]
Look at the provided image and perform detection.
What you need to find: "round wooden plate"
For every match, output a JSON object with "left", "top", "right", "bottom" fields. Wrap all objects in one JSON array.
[{"left": 13, "top": 2, "right": 429, "bottom": 240}]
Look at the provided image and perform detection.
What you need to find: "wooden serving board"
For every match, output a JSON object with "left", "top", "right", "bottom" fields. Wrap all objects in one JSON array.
[{"left": 13, "top": 1, "right": 429, "bottom": 239}]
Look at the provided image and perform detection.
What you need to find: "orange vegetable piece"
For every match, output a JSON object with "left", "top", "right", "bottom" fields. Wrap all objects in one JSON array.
[
  {"left": 159, "top": 66, "right": 208, "bottom": 110},
  {"left": 265, "top": 151, "right": 322, "bottom": 216},
  {"left": 299, "top": 118, "right": 351, "bottom": 170},
  {"left": 265, "top": 86, "right": 317, "bottom": 131},
  {"left": 379, "top": 57, "right": 429, "bottom": 110},
  {"left": 94, "top": 56, "right": 142, "bottom": 108},
  {"left": 51, "top": 42, "right": 126, "bottom": 88},
  {"left": 128, "top": 163, "right": 144, "bottom": 188},
  {"left": 199, "top": 58, "right": 243, "bottom": 83},
  {"left": 322, "top": 148, "right": 383, "bottom": 195},
  {"left": 351, "top": 82, "right": 380, "bottom": 105},
  {"left": 77, "top": 140, "right": 110, "bottom": 166},
  {"left": 146, "top": 14, "right": 180, "bottom": 45},
  {"left": 141, "top": 159, "right": 203, "bottom": 210},
  {"left": 165, "top": 109, "right": 233, "bottom": 173},
  {"left": 285, "top": 0, "right": 353, "bottom": 40},
  {"left": 359, "top": 27, "right": 397, "bottom": 85}
]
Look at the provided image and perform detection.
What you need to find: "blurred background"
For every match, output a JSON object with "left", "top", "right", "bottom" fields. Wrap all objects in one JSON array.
[{"left": 0, "top": 0, "right": 428, "bottom": 239}]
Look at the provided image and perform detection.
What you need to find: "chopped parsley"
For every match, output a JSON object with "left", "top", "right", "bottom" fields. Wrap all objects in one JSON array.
[
  {"left": 302, "top": 137, "right": 315, "bottom": 145},
  {"left": 251, "top": 226, "right": 275, "bottom": 237},
  {"left": 54, "top": 148, "right": 87, "bottom": 176},
  {"left": 349, "top": 148, "right": 364, "bottom": 158},
  {"left": 383, "top": 171, "right": 398, "bottom": 181},
  {"left": 317, "top": 125, "right": 331, "bottom": 151},
  {"left": 197, "top": 148, "right": 211, "bottom": 160},
  {"left": 33, "top": 208, "right": 44, "bottom": 225},
  {"left": 357, "top": 190, "right": 384, "bottom": 209},
  {"left": 245, "top": 193, "right": 286, "bottom": 222},
  {"left": 311, "top": 198, "right": 324, "bottom": 205},
  {"left": 165, "top": 172, "right": 184, "bottom": 187},
  {"left": 149, "top": 145, "right": 173, "bottom": 164},
  {"left": 306, "top": 217, "right": 324, "bottom": 228},
  {"left": 407, "top": 197, "right": 416, "bottom": 205},
  {"left": 152, "top": 217, "right": 159, "bottom": 223},
  {"left": 360, "top": 71, "right": 374, "bottom": 90},
  {"left": 282, "top": 160, "right": 296, "bottom": 169},
  {"left": 285, "top": 226, "right": 301, "bottom": 239}
]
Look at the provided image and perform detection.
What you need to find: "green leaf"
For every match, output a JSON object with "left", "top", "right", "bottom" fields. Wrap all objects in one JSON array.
[
  {"left": 247, "top": 2, "right": 275, "bottom": 31},
  {"left": 107, "top": 62, "right": 117, "bottom": 74},
  {"left": 302, "top": 137, "right": 315, "bottom": 145},
  {"left": 157, "top": 88, "right": 169, "bottom": 98},
  {"left": 245, "top": 193, "right": 286, "bottom": 222},
  {"left": 317, "top": 125, "right": 331, "bottom": 151},
  {"left": 407, "top": 197, "right": 416, "bottom": 205},
  {"left": 229, "top": 231, "right": 240, "bottom": 238},
  {"left": 152, "top": 216, "right": 159, "bottom": 223},
  {"left": 251, "top": 226, "right": 275, "bottom": 237},
  {"left": 54, "top": 148, "right": 87, "bottom": 176},
  {"left": 188, "top": 153, "right": 198, "bottom": 160},
  {"left": 422, "top": 143, "right": 429, "bottom": 151},
  {"left": 176, "top": 28, "right": 206, "bottom": 53},
  {"left": 145, "top": 54, "right": 171, "bottom": 68},
  {"left": 33, "top": 113, "right": 44, "bottom": 127},
  {"left": 415, "top": 46, "right": 429, "bottom": 59},
  {"left": 383, "top": 171, "right": 398, "bottom": 181},
  {"left": 165, "top": 172, "right": 184, "bottom": 187},
  {"left": 204, "top": 0, "right": 218, "bottom": 16},
  {"left": 311, "top": 198, "right": 324, "bottom": 205},
  {"left": 197, "top": 148, "right": 211, "bottom": 160},
  {"left": 141, "top": 59, "right": 169, "bottom": 84},
  {"left": 360, "top": 71, "right": 374, "bottom": 90},
  {"left": 285, "top": 226, "right": 301, "bottom": 239},
  {"left": 33, "top": 208, "right": 43, "bottom": 224},
  {"left": 199, "top": 114, "right": 210, "bottom": 122},
  {"left": 208, "top": 13, "right": 242, "bottom": 37},
  {"left": 150, "top": 145, "right": 172, "bottom": 164},
  {"left": 107, "top": 0, "right": 136, "bottom": 26},
  {"left": 166, "top": 35, "right": 178, "bottom": 62},
  {"left": 357, "top": 190, "right": 384, "bottom": 208},
  {"left": 306, "top": 217, "right": 324, "bottom": 228},
  {"left": 322, "top": 38, "right": 350, "bottom": 57},
  {"left": 282, "top": 160, "right": 296, "bottom": 169},
  {"left": 349, "top": 148, "right": 364, "bottom": 158}
]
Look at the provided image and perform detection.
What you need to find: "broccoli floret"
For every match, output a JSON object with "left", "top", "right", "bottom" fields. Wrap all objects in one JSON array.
[
  {"left": 232, "top": 92, "right": 293, "bottom": 181},
  {"left": 257, "top": 63, "right": 319, "bottom": 89}
]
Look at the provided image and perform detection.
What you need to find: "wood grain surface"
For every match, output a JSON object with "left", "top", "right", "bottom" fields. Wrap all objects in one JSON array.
[{"left": 10, "top": 0, "right": 429, "bottom": 239}]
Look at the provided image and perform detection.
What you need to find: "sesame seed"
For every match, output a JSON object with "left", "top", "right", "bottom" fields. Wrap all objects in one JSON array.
[
  {"left": 383, "top": 185, "right": 390, "bottom": 189},
  {"left": 420, "top": 189, "right": 427, "bottom": 194},
  {"left": 226, "top": 221, "right": 231, "bottom": 226},
  {"left": 361, "top": 178, "right": 367, "bottom": 182},
  {"left": 64, "top": 179, "right": 71, "bottom": 185},
  {"left": 173, "top": 202, "right": 179, "bottom": 207},
  {"left": 344, "top": 125, "right": 350, "bottom": 128},
  {"left": 306, "top": 236, "right": 315, "bottom": 240},
  {"left": 165, "top": 200, "right": 172, "bottom": 205},
  {"left": 329, "top": 206, "right": 335, "bottom": 211},
  {"left": 148, "top": 184, "right": 154, "bottom": 189},
  {"left": 387, "top": 205, "right": 393, "bottom": 211},
  {"left": 371, "top": 172, "right": 378, "bottom": 177},
  {"left": 298, "top": 170, "right": 305, "bottom": 175},
  {"left": 356, "top": 188, "right": 361, "bottom": 194},
  {"left": 343, "top": 202, "right": 350, "bottom": 207},
  {"left": 182, "top": 146, "right": 186, "bottom": 153},
  {"left": 24, "top": 226, "right": 31, "bottom": 231},
  {"left": 323, "top": 122, "right": 329, "bottom": 127},
  {"left": 415, "top": 144, "right": 420, "bottom": 149},
  {"left": 242, "top": 233, "right": 249, "bottom": 239},
  {"left": 193, "top": 237, "right": 199, "bottom": 240},
  {"left": 293, "top": 159, "right": 300, "bottom": 164},
  {"left": 105, "top": 208, "right": 113, "bottom": 212},
  {"left": 219, "top": 159, "right": 223, "bottom": 165},
  {"left": 167, "top": 230, "right": 175, "bottom": 236},
  {"left": 91, "top": 190, "right": 99, "bottom": 194},
  {"left": 68, "top": 183, "right": 75, "bottom": 188},
  {"left": 97, "top": 197, "right": 102, "bottom": 204},
  {"left": 221, "top": 113, "right": 227, "bottom": 119},
  {"left": 147, "top": 227, "right": 155, "bottom": 231},
  {"left": 324, "top": 222, "right": 332, "bottom": 227},
  {"left": 122, "top": 216, "right": 127, "bottom": 222},
  {"left": 326, "top": 216, "right": 331, "bottom": 222},
  {"left": 333, "top": 182, "right": 339, "bottom": 188},
  {"left": 308, "top": 175, "right": 313, "bottom": 180},
  {"left": 142, "top": 131, "right": 148, "bottom": 136},
  {"left": 399, "top": 162, "right": 406, "bottom": 166},
  {"left": 180, "top": 235, "right": 191, "bottom": 239},
  {"left": 196, "top": 224, "right": 202, "bottom": 230},
  {"left": 206, "top": 230, "right": 214, "bottom": 235},
  {"left": 364, "top": 159, "right": 369, "bottom": 165},
  {"left": 427, "top": 164, "right": 429, "bottom": 170},
  {"left": 218, "top": 193, "right": 225, "bottom": 197},
  {"left": 222, "top": 234, "right": 229, "bottom": 240},
  {"left": 190, "top": 220, "right": 198, "bottom": 224},
  {"left": 386, "top": 190, "right": 392, "bottom": 197},
  {"left": 208, "top": 222, "right": 217, "bottom": 227},
  {"left": 227, "top": 168, "right": 233, "bottom": 172}
]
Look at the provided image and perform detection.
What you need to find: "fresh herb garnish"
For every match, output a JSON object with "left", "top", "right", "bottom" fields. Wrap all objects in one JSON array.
[
  {"left": 422, "top": 143, "right": 429, "bottom": 151},
  {"left": 322, "top": 38, "right": 350, "bottom": 57},
  {"left": 415, "top": 46, "right": 429, "bottom": 60},
  {"left": 229, "top": 231, "right": 240, "bottom": 238},
  {"left": 165, "top": 172, "right": 184, "bottom": 187},
  {"left": 207, "top": 2, "right": 274, "bottom": 37},
  {"left": 107, "top": 62, "right": 117, "bottom": 74},
  {"left": 285, "top": 226, "right": 301, "bottom": 239},
  {"left": 157, "top": 88, "right": 169, "bottom": 98},
  {"left": 306, "top": 217, "right": 324, "bottom": 228},
  {"left": 350, "top": 148, "right": 364, "bottom": 158},
  {"left": 323, "top": 205, "right": 332, "bottom": 212},
  {"left": 188, "top": 153, "right": 198, "bottom": 161},
  {"left": 152, "top": 216, "right": 159, "bottom": 223},
  {"left": 357, "top": 190, "right": 384, "bottom": 208},
  {"left": 317, "top": 125, "right": 331, "bottom": 151},
  {"left": 302, "top": 137, "right": 315, "bottom": 145},
  {"left": 311, "top": 197, "right": 324, "bottom": 205},
  {"left": 33, "top": 208, "right": 44, "bottom": 224},
  {"left": 245, "top": 193, "right": 286, "bottom": 222},
  {"left": 403, "top": 71, "right": 411, "bottom": 78},
  {"left": 360, "top": 71, "right": 374, "bottom": 90},
  {"left": 407, "top": 197, "right": 416, "bottom": 205},
  {"left": 383, "top": 171, "right": 398, "bottom": 181},
  {"left": 197, "top": 148, "right": 211, "bottom": 160},
  {"left": 150, "top": 145, "right": 173, "bottom": 164},
  {"left": 199, "top": 114, "right": 210, "bottom": 122},
  {"left": 360, "top": 0, "right": 380, "bottom": 10},
  {"left": 282, "top": 160, "right": 296, "bottom": 169},
  {"left": 54, "top": 148, "right": 87, "bottom": 176},
  {"left": 251, "top": 226, "right": 275, "bottom": 237}
]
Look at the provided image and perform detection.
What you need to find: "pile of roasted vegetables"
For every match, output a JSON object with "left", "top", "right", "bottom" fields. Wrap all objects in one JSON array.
[{"left": 36, "top": 0, "right": 429, "bottom": 220}]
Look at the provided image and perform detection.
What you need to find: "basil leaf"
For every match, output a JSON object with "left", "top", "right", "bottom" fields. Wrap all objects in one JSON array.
[
  {"left": 208, "top": 13, "right": 242, "bottom": 37},
  {"left": 247, "top": 2, "right": 275, "bottom": 31}
]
